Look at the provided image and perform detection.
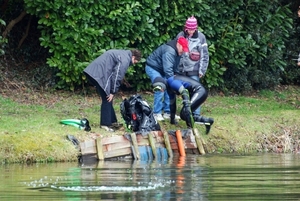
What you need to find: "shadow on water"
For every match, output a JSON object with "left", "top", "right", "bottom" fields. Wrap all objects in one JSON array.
[{"left": 1, "top": 153, "right": 300, "bottom": 200}]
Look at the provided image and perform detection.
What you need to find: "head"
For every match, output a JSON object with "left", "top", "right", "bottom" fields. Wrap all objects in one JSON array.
[
  {"left": 177, "top": 37, "right": 189, "bottom": 55},
  {"left": 131, "top": 49, "right": 142, "bottom": 64},
  {"left": 184, "top": 16, "right": 198, "bottom": 37}
]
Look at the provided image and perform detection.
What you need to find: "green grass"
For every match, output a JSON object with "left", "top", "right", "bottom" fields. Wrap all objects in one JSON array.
[{"left": 0, "top": 85, "right": 299, "bottom": 163}]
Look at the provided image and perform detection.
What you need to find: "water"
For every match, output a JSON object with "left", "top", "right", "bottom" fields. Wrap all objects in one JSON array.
[{"left": 1, "top": 153, "right": 300, "bottom": 201}]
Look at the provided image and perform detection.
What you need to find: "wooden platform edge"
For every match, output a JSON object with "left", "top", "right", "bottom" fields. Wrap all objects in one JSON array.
[{"left": 80, "top": 128, "right": 207, "bottom": 160}]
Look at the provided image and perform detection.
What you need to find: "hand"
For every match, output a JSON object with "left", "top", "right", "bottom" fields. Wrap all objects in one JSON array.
[
  {"left": 180, "top": 106, "right": 193, "bottom": 127},
  {"left": 107, "top": 94, "right": 114, "bottom": 102},
  {"left": 199, "top": 74, "right": 203, "bottom": 78},
  {"left": 297, "top": 62, "right": 300, "bottom": 66}
]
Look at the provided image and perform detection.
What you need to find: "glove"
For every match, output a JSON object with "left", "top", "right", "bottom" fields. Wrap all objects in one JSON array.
[
  {"left": 179, "top": 89, "right": 194, "bottom": 127},
  {"left": 180, "top": 106, "right": 193, "bottom": 128}
]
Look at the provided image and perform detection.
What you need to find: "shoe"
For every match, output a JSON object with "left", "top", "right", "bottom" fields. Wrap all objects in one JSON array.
[
  {"left": 153, "top": 113, "right": 164, "bottom": 121},
  {"left": 163, "top": 113, "right": 180, "bottom": 120},
  {"left": 153, "top": 85, "right": 162, "bottom": 92},
  {"left": 100, "top": 125, "right": 115, "bottom": 132},
  {"left": 111, "top": 122, "right": 123, "bottom": 129}
]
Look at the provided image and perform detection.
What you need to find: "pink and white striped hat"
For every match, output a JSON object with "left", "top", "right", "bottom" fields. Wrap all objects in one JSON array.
[{"left": 185, "top": 16, "right": 198, "bottom": 30}]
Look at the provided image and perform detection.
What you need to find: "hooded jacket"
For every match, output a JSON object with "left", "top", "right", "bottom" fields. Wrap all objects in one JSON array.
[
  {"left": 146, "top": 39, "right": 181, "bottom": 78},
  {"left": 176, "top": 30, "right": 209, "bottom": 76},
  {"left": 83, "top": 49, "right": 132, "bottom": 95}
]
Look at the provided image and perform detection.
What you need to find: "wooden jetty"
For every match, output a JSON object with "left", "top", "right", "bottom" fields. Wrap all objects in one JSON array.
[{"left": 80, "top": 128, "right": 207, "bottom": 161}]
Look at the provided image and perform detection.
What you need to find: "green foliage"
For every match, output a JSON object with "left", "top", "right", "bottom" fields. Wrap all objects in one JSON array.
[
  {"left": 22, "top": 0, "right": 295, "bottom": 92},
  {"left": 202, "top": 0, "right": 293, "bottom": 93},
  {"left": 0, "top": 19, "right": 7, "bottom": 56}
]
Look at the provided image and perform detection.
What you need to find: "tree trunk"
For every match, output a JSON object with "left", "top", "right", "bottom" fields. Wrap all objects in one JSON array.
[{"left": 2, "top": 10, "right": 27, "bottom": 39}]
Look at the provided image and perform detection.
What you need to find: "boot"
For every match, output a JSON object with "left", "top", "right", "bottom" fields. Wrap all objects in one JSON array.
[
  {"left": 180, "top": 89, "right": 194, "bottom": 128},
  {"left": 194, "top": 115, "right": 214, "bottom": 134},
  {"left": 170, "top": 113, "right": 178, "bottom": 125}
]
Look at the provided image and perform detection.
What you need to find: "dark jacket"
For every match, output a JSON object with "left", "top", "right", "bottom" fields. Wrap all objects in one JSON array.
[
  {"left": 84, "top": 49, "right": 132, "bottom": 95},
  {"left": 146, "top": 39, "right": 181, "bottom": 78}
]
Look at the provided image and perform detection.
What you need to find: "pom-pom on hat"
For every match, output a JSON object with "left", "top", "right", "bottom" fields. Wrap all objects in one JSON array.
[
  {"left": 185, "top": 16, "right": 198, "bottom": 30},
  {"left": 177, "top": 36, "right": 189, "bottom": 52}
]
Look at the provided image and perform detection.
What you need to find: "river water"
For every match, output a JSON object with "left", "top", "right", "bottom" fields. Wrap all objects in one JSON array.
[{"left": 1, "top": 153, "right": 300, "bottom": 201}]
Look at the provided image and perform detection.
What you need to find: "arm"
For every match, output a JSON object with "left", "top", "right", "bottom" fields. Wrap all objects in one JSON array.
[
  {"left": 198, "top": 32, "right": 209, "bottom": 77},
  {"left": 110, "top": 55, "right": 129, "bottom": 96},
  {"left": 162, "top": 50, "right": 176, "bottom": 78}
]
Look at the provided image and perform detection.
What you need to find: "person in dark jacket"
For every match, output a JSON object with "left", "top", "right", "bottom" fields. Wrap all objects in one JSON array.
[
  {"left": 83, "top": 49, "right": 141, "bottom": 132},
  {"left": 145, "top": 37, "right": 189, "bottom": 121},
  {"left": 166, "top": 75, "right": 214, "bottom": 134}
]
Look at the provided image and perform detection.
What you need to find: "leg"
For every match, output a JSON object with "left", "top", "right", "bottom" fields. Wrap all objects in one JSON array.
[
  {"left": 97, "top": 87, "right": 116, "bottom": 127},
  {"left": 84, "top": 73, "right": 116, "bottom": 131},
  {"left": 145, "top": 65, "right": 164, "bottom": 115},
  {"left": 189, "top": 75, "right": 201, "bottom": 116},
  {"left": 163, "top": 90, "right": 170, "bottom": 114}
]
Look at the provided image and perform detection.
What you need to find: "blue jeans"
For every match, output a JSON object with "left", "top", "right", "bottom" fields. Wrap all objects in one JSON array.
[
  {"left": 145, "top": 65, "right": 170, "bottom": 114},
  {"left": 189, "top": 75, "right": 201, "bottom": 116}
]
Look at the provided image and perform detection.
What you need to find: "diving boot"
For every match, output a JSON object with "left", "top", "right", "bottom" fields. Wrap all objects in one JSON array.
[{"left": 194, "top": 115, "right": 214, "bottom": 134}]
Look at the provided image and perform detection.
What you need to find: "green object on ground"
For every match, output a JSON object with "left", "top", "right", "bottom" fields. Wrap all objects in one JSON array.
[{"left": 60, "top": 118, "right": 91, "bottom": 131}]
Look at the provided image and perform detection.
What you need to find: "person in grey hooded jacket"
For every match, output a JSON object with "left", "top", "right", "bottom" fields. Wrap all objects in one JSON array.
[
  {"left": 176, "top": 16, "right": 209, "bottom": 120},
  {"left": 83, "top": 49, "right": 141, "bottom": 132}
]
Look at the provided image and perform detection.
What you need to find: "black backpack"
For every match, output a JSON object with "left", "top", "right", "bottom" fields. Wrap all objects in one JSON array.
[{"left": 120, "top": 94, "right": 160, "bottom": 135}]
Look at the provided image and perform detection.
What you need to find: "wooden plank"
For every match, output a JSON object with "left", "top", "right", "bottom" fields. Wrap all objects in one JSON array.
[
  {"left": 200, "top": 135, "right": 208, "bottom": 153},
  {"left": 104, "top": 147, "right": 132, "bottom": 159},
  {"left": 130, "top": 133, "right": 140, "bottom": 160},
  {"left": 161, "top": 127, "right": 173, "bottom": 158},
  {"left": 169, "top": 133, "right": 198, "bottom": 150},
  {"left": 80, "top": 140, "right": 97, "bottom": 155},
  {"left": 152, "top": 131, "right": 165, "bottom": 144},
  {"left": 101, "top": 135, "right": 129, "bottom": 145},
  {"left": 96, "top": 138, "right": 104, "bottom": 160},
  {"left": 136, "top": 134, "right": 149, "bottom": 146},
  {"left": 148, "top": 133, "right": 157, "bottom": 159},
  {"left": 104, "top": 141, "right": 131, "bottom": 152},
  {"left": 193, "top": 127, "right": 205, "bottom": 155}
]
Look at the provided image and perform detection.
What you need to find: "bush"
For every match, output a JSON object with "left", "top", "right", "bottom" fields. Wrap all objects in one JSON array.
[{"left": 1, "top": 0, "right": 297, "bottom": 94}]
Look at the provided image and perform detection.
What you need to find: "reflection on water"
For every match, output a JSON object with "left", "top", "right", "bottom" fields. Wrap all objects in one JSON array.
[{"left": 1, "top": 153, "right": 300, "bottom": 200}]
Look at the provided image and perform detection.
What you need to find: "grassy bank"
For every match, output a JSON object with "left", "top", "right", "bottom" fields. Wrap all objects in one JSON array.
[{"left": 0, "top": 85, "right": 299, "bottom": 163}]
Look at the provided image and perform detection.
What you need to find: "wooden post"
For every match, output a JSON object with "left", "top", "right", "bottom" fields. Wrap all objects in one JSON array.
[
  {"left": 176, "top": 130, "right": 186, "bottom": 157},
  {"left": 192, "top": 128, "right": 205, "bottom": 155},
  {"left": 96, "top": 137, "right": 105, "bottom": 160},
  {"left": 200, "top": 135, "right": 208, "bottom": 153},
  {"left": 148, "top": 132, "right": 157, "bottom": 159},
  {"left": 130, "top": 133, "right": 140, "bottom": 160},
  {"left": 162, "top": 129, "right": 173, "bottom": 158}
]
